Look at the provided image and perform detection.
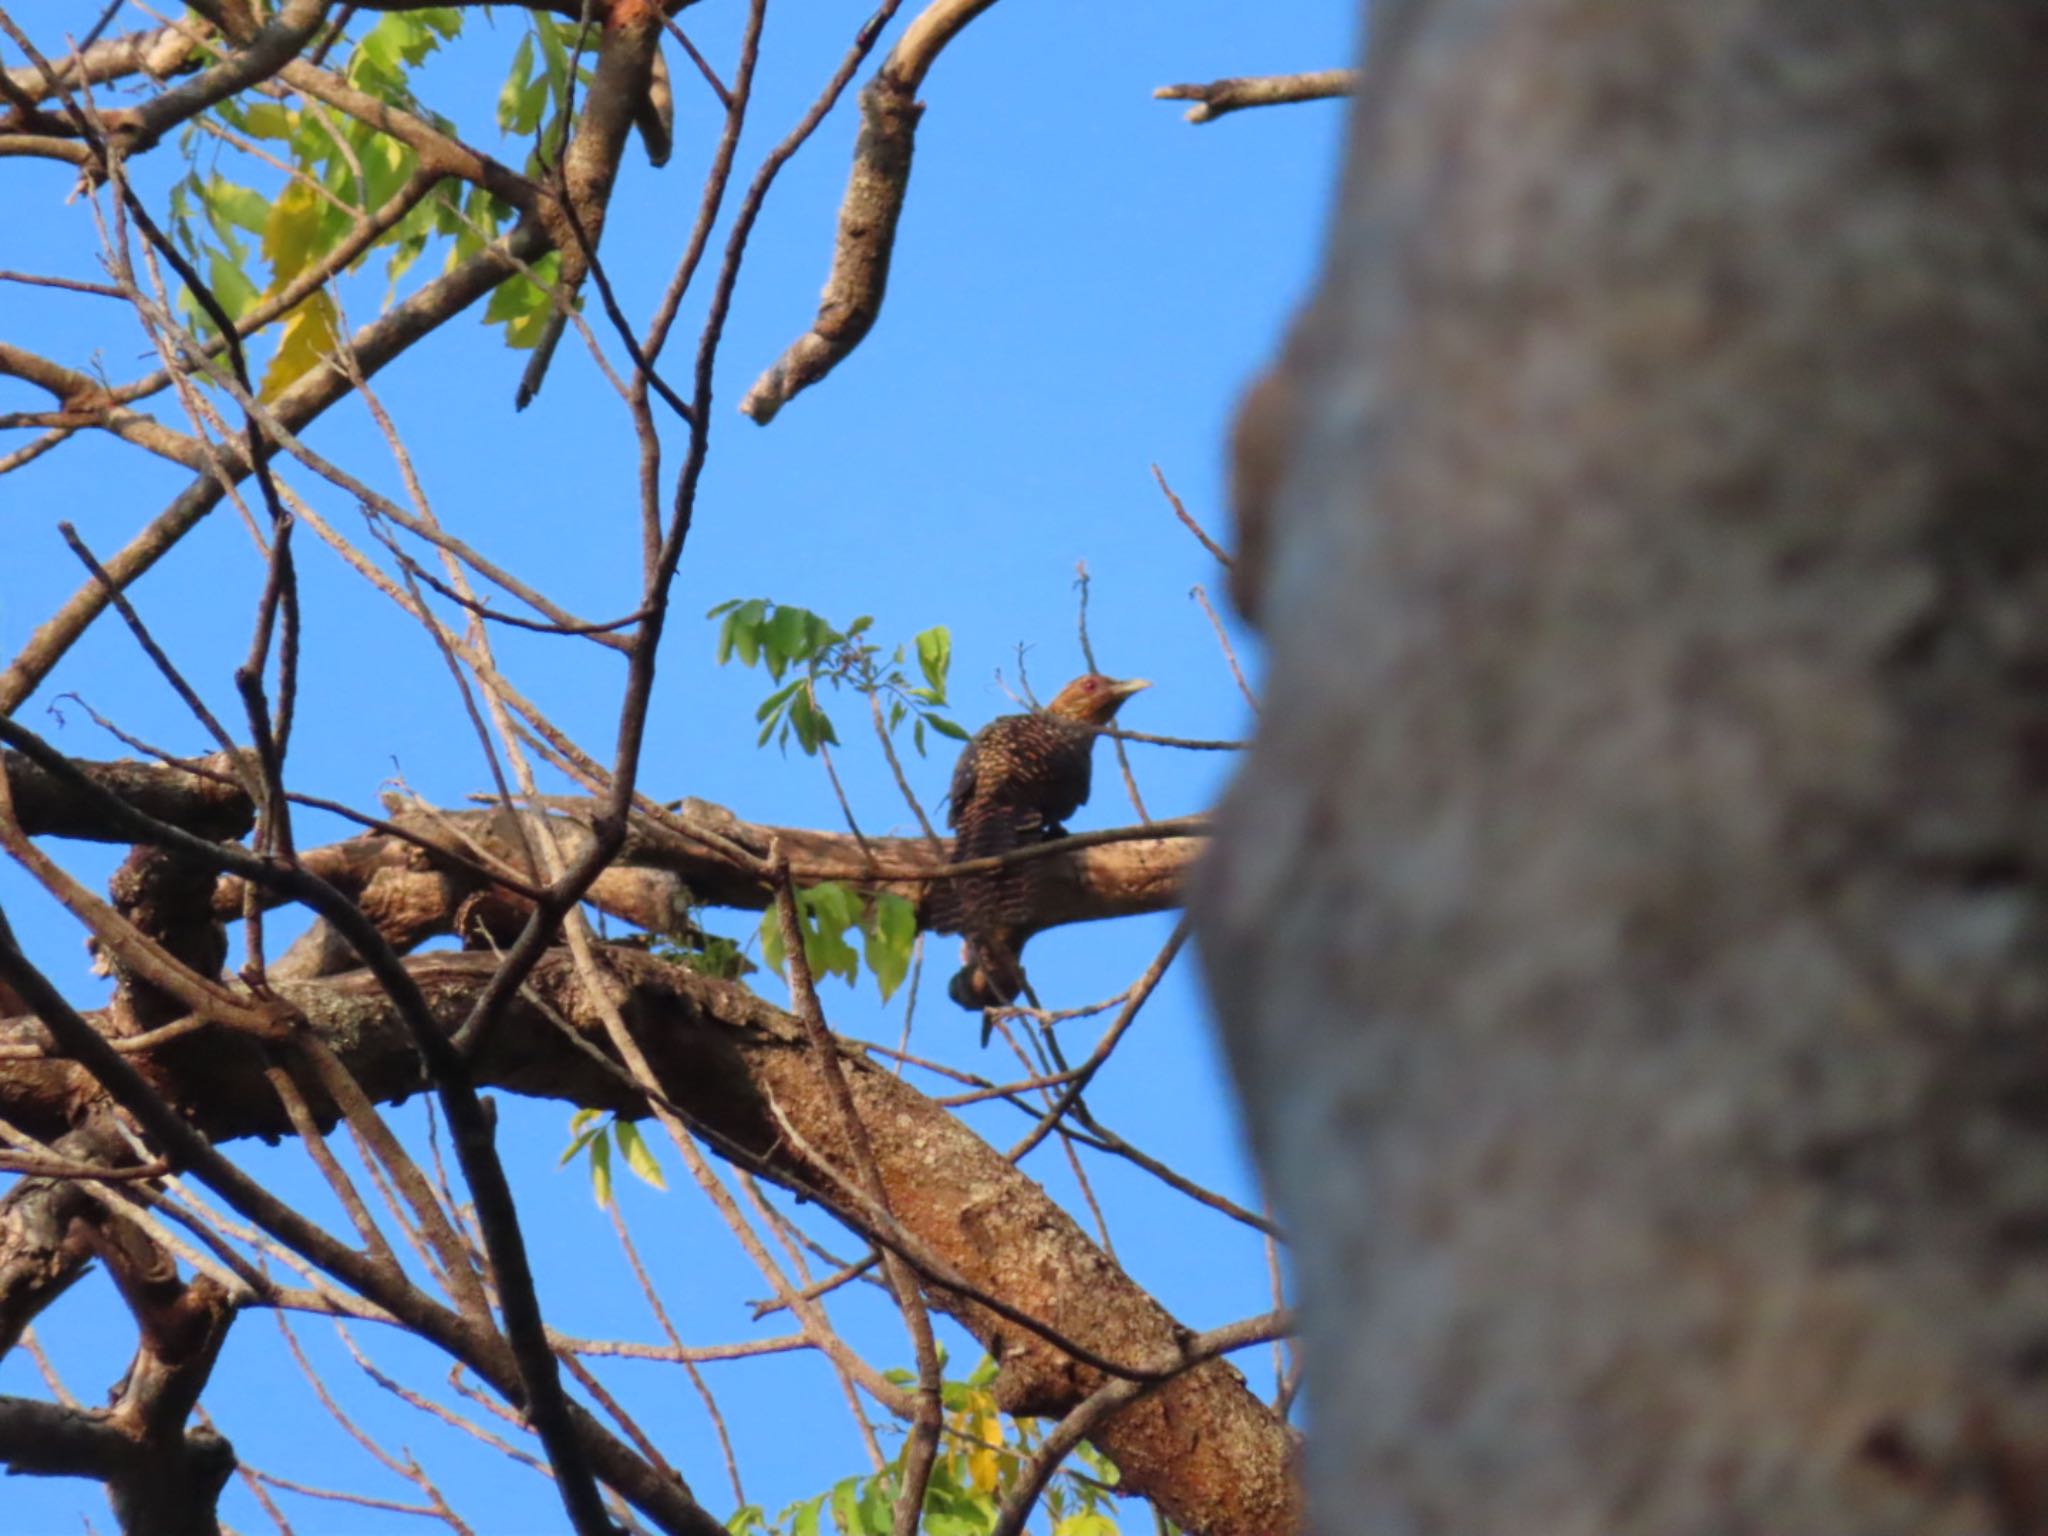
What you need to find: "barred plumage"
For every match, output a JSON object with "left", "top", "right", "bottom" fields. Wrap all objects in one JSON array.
[{"left": 926, "top": 675, "right": 1149, "bottom": 1011}]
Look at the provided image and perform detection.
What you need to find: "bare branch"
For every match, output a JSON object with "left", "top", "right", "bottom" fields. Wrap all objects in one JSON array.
[
  {"left": 736, "top": 0, "right": 1002, "bottom": 423},
  {"left": 0, "top": 941, "right": 1298, "bottom": 1534},
  {"left": 0, "top": 222, "right": 549, "bottom": 716},
  {"left": 1153, "top": 68, "right": 1357, "bottom": 124}
]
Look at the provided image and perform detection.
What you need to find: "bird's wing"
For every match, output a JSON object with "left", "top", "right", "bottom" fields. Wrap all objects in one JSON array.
[{"left": 944, "top": 727, "right": 983, "bottom": 831}]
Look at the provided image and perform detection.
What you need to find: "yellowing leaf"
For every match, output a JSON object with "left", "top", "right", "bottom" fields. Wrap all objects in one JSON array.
[
  {"left": 260, "top": 290, "right": 338, "bottom": 399},
  {"left": 966, "top": 1423, "right": 1001, "bottom": 1496},
  {"left": 261, "top": 179, "right": 328, "bottom": 286}
]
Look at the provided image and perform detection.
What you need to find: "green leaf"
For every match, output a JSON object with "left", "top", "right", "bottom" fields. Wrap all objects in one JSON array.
[
  {"left": 754, "top": 680, "right": 802, "bottom": 723},
  {"left": 1071, "top": 1440, "right": 1120, "bottom": 1486},
  {"left": 914, "top": 626, "right": 952, "bottom": 701},
  {"left": 808, "top": 918, "right": 860, "bottom": 986},
  {"left": 763, "top": 883, "right": 864, "bottom": 987},
  {"left": 856, "top": 1475, "right": 893, "bottom": 1535},
  {"left": 787, "top": 691, "right": 817, "bottom": 753},
  {"left": 808, "top": 610, "right": 842, "bottom": 656},
  {"left": 829, "top": 1477, "right": 863, "bottom": 1536},
  {"left": 534, "top": 12, "right": 571, "bottom": 84},
  {"left": 358, "top": 14, "right": 408, "bottom": 73},
  {"left": 676, "top": 933, "right": 750, "bottom": 981},
  {"left": 384, "top": 217, "right": 430, "bottom": 287},
  {"left": 357, "top": 128, "right": 416, "bottom": 213},
  {"left": 167, "top": 176, "right": 196, "bottom": 250},
  {"left": 730, "top": 599, "right": 767, "bottom": 667},
  {"left": 498, "top": 32, "right": 538, "bottom": 132},
  {"left": 924, "top": 1508, "right": 990, "bottom": 1536},
  {"left": 239, "top": 102, "right": 296, "bottom": 142},
  {"left": 862, "top": 894, "right": 916, "bottom": 1002},
  {"left": 787, "top": 691, "right": 839, "bottom": 756},
  {"left": 810, "top": 884, "right": 862, "bottom": 932},
  {"left": 205, "top": 252, "right": 260, "bottom": 324},
  {"left": 587, "top": 1127, "right": 612, "bottom": 1208},
  {"left": 416, "top": 7, "right": 464, "bottom": 41},
  {"left": 925, "top": 714, "right": 970, "bottom": 743},
  {"left": 482, "top": 250, "right": 562, "bottom": 348},
  {"left": 768, "top": 604, "right": 814, "bottom": 667},
  {"left": 705, "top": 599, "right": 742, "bottom": 619},
  {"left": 201, "top": 177, "right": 270, "bottom": 238},
  {"left": 613, "top": 1121, "right": 666, "bottom": 1191}
]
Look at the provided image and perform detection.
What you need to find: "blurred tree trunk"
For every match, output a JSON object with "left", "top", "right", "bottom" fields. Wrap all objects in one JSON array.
[{"left": 1199, "top": 2, "right": 2048, "bottom": 1532}]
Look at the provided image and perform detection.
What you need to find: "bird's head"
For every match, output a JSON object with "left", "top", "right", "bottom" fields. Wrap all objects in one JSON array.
[{"left": 1044, "top": 674, "right": 1151, "bottom": 726}]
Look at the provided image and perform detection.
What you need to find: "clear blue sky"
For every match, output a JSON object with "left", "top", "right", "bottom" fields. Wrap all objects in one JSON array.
[{"left": 0, "top": 3, "right": 1353, "bottom": 1529}]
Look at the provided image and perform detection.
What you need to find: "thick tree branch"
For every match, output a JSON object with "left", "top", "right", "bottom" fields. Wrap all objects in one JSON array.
[
  {"left": 2, "top": 751, "right": 254, "bottom": 843},
  {"left": 0, "top": 341, "right": 211, "bottom": 465},
  {"left": 518, "top": 0, "right": 665, "bottom": 409},
  {"left": 0, "top": 1393, "right": 235, "bottom": 1536},
  {"left": 94, "top": 0, "right": 329, "bottom": 162},
  {"left": 738, "top": 0, "right": 1003, "bottom": 423},
  {"left": 0, "top": 720, "right": 654, "bottom": 1536},
  {"left": 0, "top": 24, "right": 204, "bottom": 110},
  {"left": 208, "top": 798, "right": 1199, "bottom": 974},
  {"left": 0, "top": 946, "right": 1299, "bottom": 1535}
]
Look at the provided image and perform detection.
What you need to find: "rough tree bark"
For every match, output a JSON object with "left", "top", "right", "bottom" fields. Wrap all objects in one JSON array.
[
  {"left": 0, "top": 949, "right": 1295, "bottom": 1536},
  {"left": 1199, "top": 2, "right": 2048, "bottom": 1533},
  {"left": 0, "top": 750, "right": 1277, "bottom": 1534}
]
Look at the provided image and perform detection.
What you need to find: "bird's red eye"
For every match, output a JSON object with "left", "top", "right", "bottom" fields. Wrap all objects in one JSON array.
[{"left": 1082, "top": 678, "right": 1098, "bottom": 692}]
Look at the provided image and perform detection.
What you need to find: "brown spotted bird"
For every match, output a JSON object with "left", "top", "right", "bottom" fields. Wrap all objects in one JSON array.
[{"left": 928, "top": 674, "right": 1150, "bottom": 1011}]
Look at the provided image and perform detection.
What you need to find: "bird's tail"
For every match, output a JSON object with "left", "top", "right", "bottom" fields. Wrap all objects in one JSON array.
[
  {"left": 928, "top": 802, "right": 1047, "bottom": 1023},
  {"left": 948, "top": 933, "right": 1029, "bottom": 1012},
  {"left": 924, "top": 803, "right": 1043, "bottom": 935}
]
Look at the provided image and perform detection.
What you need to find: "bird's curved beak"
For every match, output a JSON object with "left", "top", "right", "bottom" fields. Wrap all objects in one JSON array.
[{"left": 1110, "top": 678, "right": 1152, "bottom": 698}]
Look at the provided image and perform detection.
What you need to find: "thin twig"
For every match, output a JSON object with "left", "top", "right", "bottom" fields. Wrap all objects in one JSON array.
[
  {"left": 769, "top": 843, "right": 945, "bottom": 1534},
  {"left": 1151, "top": 463, "right": 1231, "bottom": 567},
  {"left": 1152, "top": 68, "right": 1357, "bottom": 124},
  {"left": 1192, "top": 584, "right": 1258, "bottom": 713},
  {"left": 1074, "top": 562, "right": 1148, "bottom": 822},
  {"left": 988, "top": 1309, "right": 1296, "bottom": 1536},
  {"left": 1008, "top": 919, "right": 1187, "bottom": 1162}
]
